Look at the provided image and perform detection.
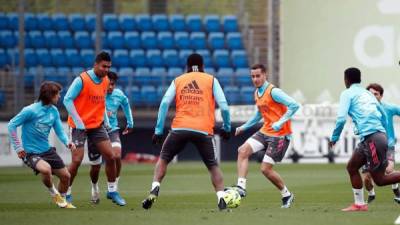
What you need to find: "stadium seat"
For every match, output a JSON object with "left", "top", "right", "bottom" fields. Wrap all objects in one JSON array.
[
  {"left": 44, "top": 67, "right": 64, "bottom": 84},
  {"left": 44, "top": 31, "right": 61, "bottom": 49},
  {"left": 53, "top": 13, "right": 69, "bottom": 31},
  {"left": 81, "top": 49, "right": 95, "bottom": 68},
  {"left": 72, "top": 66, "right": 83, "bottom": 76},
  {"left": 37, "top": 13, "right": 53, "bottom": 31},
  {"left": 130, "top": 50, "right": 147, "bottom": 68},
  {"left": 90, "top": 32, "right": 108, "bottom": 49},
  {"left": 158, "top": 32, "right": 175, "bottom": 50},
  {"left": 0, "top": 90, "right": 5, "bottom": 107},
  {"left": 25, "top": 67, "right": 37, "bottom": 87},
  {"left": 24, "top": 13, "right": 38, "bottom": 31},
  {"left": 24, "top": 48, "right": 38, "bottom": 68},
  {"left": 65, "top": 49, "right": 82, "bottom": 67},
  {"left": 223, "top": 15, "right": 239, "bottom": 32},
  {"left": 74, "top": 31, "right": 92, "bottom": 49},
  {"left": 157, "top": 85, "right": 168, "bottom": 101},
  {"left": 179, "top": 49, "right": 193, "bottom": 67},
  {"left": 169, "top": 14, "right": 186, "bottom": 32},
  {"left": 146, "top": 49, "right": 164, "bottom": 68},
  {"left": 204, "top": 67, "right": 216, "bottom": 75},
  {"left": 174, "top": 32, "right": 191, "bottom": 50},
  {"left": 0, "top": 13, "right": 8, "bottom": 30},
  {"left": 208, "top": 32, "right": 225, "bottom": 50},
  {"left": 196, "top": 49, "right": 212, "bottom": 68},
  {"left": 152, "top": 14, "right": 169, "bottom": 32},
  {"left": 118, "top": 67, "right": 134, "bottom": 87},
  {"left": 85, "top": 14, "right": 96, "bottom": 32},
  {"left": 136, "top": 14, "right": 153, "bottom": 31},
  {"left": 103, "top": 14, "right": 120, "bottom": 32},
  {"left": 231, "top": 50, "right": 249, "bottom": 69},
  {"left": 217, "top": 68, "right": 234, "bottom": 87},
  {"left": 124, "top": 31, "right": 141, "bottom": 50},
  {"left": 36, "top": 48, "right": 52, "bottom": 67},
  {"left": 125, "top": 86, "right": 140, "bottom": 105},
  {"left": 69, "top": 13, "right": 86, "bottom": 32},
  {"left": 50, "top": 49, "right": 67, "bottom": 68},
  {"left": 0, "top": 31, "right": 17, "bottom": 48},
  {"left": 113, "top": 49, "right": 130, "bottom": 68},
  {"left": 235, "top": 68, "right": 252, "bottom": 86},
  {"left": 0, "top": 49, "right": 9, "bottom": 68},
  {"left": 58, "top": 31, "right": 74, "bottom": 49},
  {"left": 7, "top": 13, "right": 18, "bottom": 30},
  {"left": 7, "top": 49, "right": 19, "bottom": 66},
  {"left": 141, "top": 85, "right": 158, "bottom": 106},
  {"left": 108, "top": 31, "right": 124, "bottom": 50},
  {"left": 162, "top": 49, "right": 180, "bottom": 67},
  {"left": 213, "top": 50, "right": 231, "bottom": 68},
  {"left": 134, "top": 67, "right": 151, "bottom": 86},
  {"left": 119, "top": 14, "right": 136, "bottom": 32},
  {"left": 150, "top": 67, "right": 166, "bottom": 85},
  {"left": 186, "top": 15, "right": 202, "bottom": 32},
  {"left": 29, "top": 31, "right": 46, "bottom": 49},
  {"left": 57, "top": 67, "right": 72, "bottom": 85},
  {"left": 240, "top": 86, "right": 254, "bottom": 104},
  {"left": 167, "top": 67, "right": 183, "bottom": 82},
  {"left": 226, "top": 32, "right": 243, "bottom": 50},
  {"left": 141, "top": 32, "right": 157, "bottom": 49},
  {"left": 204, "top": 15, "right": 221, "bottom": 32},
  {"left": 224, "top": 86, "right": 240, "bottom": 104},
  {"left": 190, "top": 32, "right": 207, "bottom": 50}
]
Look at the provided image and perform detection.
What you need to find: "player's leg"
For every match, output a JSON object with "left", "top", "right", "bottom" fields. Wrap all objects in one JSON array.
[
  {"left": 362, "top": 171, "right": 376, "bottom": 203},
  {"left": 109, "top": 130, "right": 122, "bottom": 189},
  {"left": 87, "top": 140, "right": 102, "bottom": 204},
  {"left": 385, "top": 148, "right": 400, "bottom": 202},
  {"left": 142, "top": 130, "right": 187, "bottom": 209},
  {"left": 53, "top": 167, "right": 75, "bottom": 209}
]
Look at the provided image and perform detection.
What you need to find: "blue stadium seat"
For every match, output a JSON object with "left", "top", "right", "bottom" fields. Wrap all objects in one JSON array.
[
  {"left": 0, "top": 49, "right": 9, "bottom": 68},
  {"left": 190, "top": 32, "right": 207, "bottom": 50},
  {"left": 58, "top": 31, "right": 74, "bottom": 49},
  {"left": 53, "top": 13, "right": 69, "bottom": 31},
  {"left": 119, "top": 14, "right": 136, "bottom": 32},
  {"left": 24, "top": 48, "right": 38, "bottom": 68},
  {"left": 57, "top": 67, "right": 72, "bottom": 85},
  {"left": 179, "top": 49, "right": 193, "bottom": 67},
  {"left": 152, "top": 14, "right": 169, "bottom": 32},
  {"left": 130, "top": 50, "right": 147, "bottom": 68},
  {"left": 50, "top": 49, "right": 67, "bottom": 68},
  {"left": 74, "top": 31, "right": 92, "bottom": 49},
  {"left": 167, "top": 67, "right": 183, "bottom": 82},
  {"left": 208, "top": 32, "right": 225, "bottom": 50},
  {"left": 204, "top": 15, "right": 221, "bottom": 32},
  {"left": 169, "top": 14, "right": 186, "bottom": 32},
  {"left": 157, "top": 85, "right": 168, "bottom": 101},
  {"left": 158, "top": 32, "right": 175, "bottom": 49},
  {"left": 231, "top": 50, "right": 249, "bottom": 69},
  {"left": 141, "top": 32, "right": 157, "bottom": 49},
  {"left": 125, "top": 86, "right": 140, "bottom": 105},
  {"left": 24, "top": 13, "right": 38, "bottom": 31},
  {"left": 107, "top": 31, "right": 124, "bottom": 50},
  {"left": 196, "top": 49, "right": 212, "bottom": 68},
  {"left": 224, "top": 86, "right": 240, "bottom": 104},
  {"left": 69, "top": 13, "right": 86, "bottom": 32},
  {"left": 25, "top": 67, "right": 37, "bottom": 87},
  {"left": 0, "top": 90, "right": 5, "bottom": 107},
  {"left": 7, "top": 13, "right": 18, "bottom": 30},
  {"left": 141, "top": 85, "right": 158, "bottom": 106},
  {"left": 0, "top": 31, "right": 17, "bottom": 48},
  {"left": 37, "top": 13, "right": 53, "bottom": 31},
  {"left": 223, "top": 15, "right": 239, "bottom": 32},
  {"left": 150, "top": 67, "right": 166, "bottom": 85},
  {"left": 29, "top": 31, "right": 46, "bottom": 49},
  {"left": 146, "top": 49, "right": 163, "bottom": 68},
  {"left": 204, "top": 67, "right": 216, "bottom": 75},
  {"left": 103, "top": 14, "right": 120, "bottom": 32},
  {"left": 43, "top": 31, "right": 60, "bottom": 49},
  {"left": 217, "top": 67, "right": 234, "bottom": 87},
  {"left": 118, "top": 67, "right": 134, "bottom": 87},
  {"left": 7, "top": 49, "right": 19, "bottom": 66},
  {"left": 213, "top": 50, "right": 231, "bottom": 68},
  {"left": 0, "top": 13, "right": 8, "bottom": 30},
  {"left": 240, "top": 86, "right": 254, "bottom": 104},
  {"left": 72, "top": 66, "right": 83, "bottom": 76},
  {"left": 174, "top": 32, "right": 190, "bottom": 49},
  {"left": 136, "top": 14, "right": 153, "bottom": 31},
  {"left": 163, "top": 49, "right": 180, "bottom": 67},
  {"left": 81, "top": 49, "right": 95, "bottom": 68},
  {"left": 124, "top": 31, "right": 140, "bottom": 50},
  {"left": 43, "top": 67, "right": 61, "bottom": 83},
  {"left": 90, "top": 32, "right": 108, "bottom": 49},
  {"left": 113, "top": 49, "right": 130, "bottom": 68},
  {"left": 226, "top": 32, "right": 243, "bottom": 50},
  {"left": 85, "top": 14, "right": 96, "bottom": 32},
  {"left": 20, "top": 31, "right": 32, "bottom": 48},
  {"left": 134, "top": 67, "right": 151, "bottom": 86},
  {"left": 36, "top": 48, "right": 52, "bottom": 67},
  {"left": 186, "top": 15, "right": 202, "bottom": 32},
  {"left": 235, "top": 68, "right": 252, "bottom": 86}
]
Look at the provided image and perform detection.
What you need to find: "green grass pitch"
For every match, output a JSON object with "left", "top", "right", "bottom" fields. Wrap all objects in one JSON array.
[{"left": 0, "top": 162, "right": 399, "bottom": 225}]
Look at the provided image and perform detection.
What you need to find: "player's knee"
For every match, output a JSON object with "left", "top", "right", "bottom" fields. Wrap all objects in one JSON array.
[
  {"left": 260, "top": 165, "right": 272, "bottom": 176},
  {"left": 60, "top": 171, "right": 71, "bottom": 182},
  {"left": 40, "top": 167, "right": 52, "bottom": 177},
  {"left": 238, "top": 145, "right": 251, "bottom": 158}
]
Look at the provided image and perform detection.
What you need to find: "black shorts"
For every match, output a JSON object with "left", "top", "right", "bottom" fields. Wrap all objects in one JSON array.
[
  {"left": 160, "top": 130, "right": 218, "bottom": 169},
  {"left": 247, "top": 131, "right": 290, "bottom": 164},
  {"left": 356, "top": 132, "right": 388, "bottom": 173},
  {"left": 24, "top": 147, "right": 65, "bottom": 175},
  {"left": 108, "top": 130, "right": 121, "bottom": 148},
  {"left": 87, "top": 130, "right": 121, "bottom": 165},
  {"left": 362, "top": 145, "right": 394, "bottom": 173}
]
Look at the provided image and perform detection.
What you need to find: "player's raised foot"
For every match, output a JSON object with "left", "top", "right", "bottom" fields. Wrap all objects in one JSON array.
[
  {"left": 53, "top": 193, "right": 68, "bottom": 208},
  {"left": 65, "top": 202, "right": 77, "bottom": 209},
  {"left": 225, "top": 185, "right": 247, "bottom": 198},
  {"left": 394, "top": 197, "right": 400, "bottom": 204},
  {"left": 65, "top": 194, "right": 72, "bottom": 203},
  {"left": 341, "top": 203, "right": 368, "bottom": 212},
  {"left": 367, "top": 195, "right": 375, "bottom": 203},
  {"left": 142, "top": 194, "right": 157, "bottom": 209},
  {"left": 91, "top": 189, "right": 100, "bottom": 204},
  {"left": 218, "top": 197, "right": 227, "bottom": 211},
  {"left": 107, "top": 191, "right": 126, "bottom": 206},
  {"left": 281, "top": 193, "right": 294, "bottom": 208}
]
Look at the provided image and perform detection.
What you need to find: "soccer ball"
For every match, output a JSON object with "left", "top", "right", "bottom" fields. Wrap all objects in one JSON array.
[{"left": 223, "top": 189, "right": 241, "bottom": 208}]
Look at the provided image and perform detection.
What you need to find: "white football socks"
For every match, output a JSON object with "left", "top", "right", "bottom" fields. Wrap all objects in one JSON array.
[
  {"left": 392, "top": 183, "right": 399, "bottom": 190},
  {"left": 48, "top": 184, "right": 58, "bottom": 197},
  {"left": 107, "top": 182, "right": 117, "bottom": 192},
  {"left": 352, "top": 188, "right": 365, "bottom": 205},
  {"left": 368, "top": 188, "right": 375, "bottom": 196},
  {"left": 151, "top": 181, "right": 160, "bottom": 192},
  {"left": 280, "top": 186, "right": 291, "bottom": 198},
  {"left": 217, "top": 191, "right": 225, "bottom": 201},
  {"left": 237, "top": 177, "right": 247, "bottom": 189},
  {"left": 66, "top": 186, "right": 72, "bottom": 195},
  {"left": 92, "top": 182, "right": 99, "bottom": 193}
]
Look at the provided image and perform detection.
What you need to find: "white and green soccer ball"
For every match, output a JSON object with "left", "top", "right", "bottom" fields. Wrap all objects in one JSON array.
[{"left": 223, "top": 189, "right": 241, "bottom": 208}]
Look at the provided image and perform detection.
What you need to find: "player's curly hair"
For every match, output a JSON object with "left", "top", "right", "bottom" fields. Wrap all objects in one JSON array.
[{"left": 38, "top": 81, "right": 62, "bottom": 105}]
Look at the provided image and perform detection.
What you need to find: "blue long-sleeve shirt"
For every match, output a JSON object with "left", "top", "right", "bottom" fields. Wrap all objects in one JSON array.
[
  {"left": 8, "top": 101, "right": 69, "bottom": 154},
  {"left": 239, "top": 82, "right": 300, "bottom": 134},
  {"left": 106, "top": 88, "right": 134, "bottom": 131},
  {"left": 63, "top": 69, "right": 110, "bottom": 129},
  {"left": 331, "top": 84, "right": 387, "bottom": 142},
  {"left": 381, "top": 102, "right": 400, "bottom": 148},
  {"left": 155, "top": 78, "right": 231, "bottom": 135}
]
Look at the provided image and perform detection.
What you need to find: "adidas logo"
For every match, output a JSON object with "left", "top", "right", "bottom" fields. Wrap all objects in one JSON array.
[{"left": 181, "top": 80, "right": 203, "bottom": 95}]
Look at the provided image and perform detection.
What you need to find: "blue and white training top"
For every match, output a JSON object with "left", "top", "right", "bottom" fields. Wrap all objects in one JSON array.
[
  {"left": 106, "top": 88, "right": 134, "bottom": 132},
  {"left": 381, "top": 102, "right": 400, "bottom": 148}
]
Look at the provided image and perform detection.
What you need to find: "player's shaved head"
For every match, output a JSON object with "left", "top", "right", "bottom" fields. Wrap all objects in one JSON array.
[
  {"left": 344, "top": 67, "right": 361, "bottom": 88},
  {"left": 187, "top": 53, "right": 204, "bottom": 72}
]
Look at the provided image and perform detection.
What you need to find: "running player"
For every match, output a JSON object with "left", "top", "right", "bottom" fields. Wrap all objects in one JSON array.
[
  {"left": 141, "top": 53, "right": 231, "bottom": 210},
  {"left": 362, "top": 83, "right": 400, "bottom": 204},
  {"left": 8, "top": 81, "right": 76, "bottom": 208},
  {"left": 89, "top": 71, "right": 134, "bottom": 204},
  {"left": 63, "top": 51, "right": 125, "bottom": 206},
  {"left": 329, "top": 67, "right": 400, "bottom": 212},
  {"left": 233, "top": 64, "right": 299, "bottom": 208}
]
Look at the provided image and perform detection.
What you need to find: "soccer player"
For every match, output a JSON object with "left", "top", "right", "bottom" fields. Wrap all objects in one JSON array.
[
  {"left": 63, "top": 51, "right": 125, "bottom": 206},
  {"left": 362, "top": 83, "right": 400, "bottom": 204},
  {"left": 89, "top": 71, "right": 134, "bottom": 204},
  {"left": 329, "top": 67, "right": 400, "bottom": 212},
  {"left": 141, "top": 53, "right": 231, "bottom": 210},
  {"left": 8, "top": 81, "right": 76, "bottom": 208},
  {"left": 233, "top": 64, "right": 299, "bottom": 208}
]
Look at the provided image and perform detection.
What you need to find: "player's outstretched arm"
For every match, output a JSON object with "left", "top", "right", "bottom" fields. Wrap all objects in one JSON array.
[
  {"left": 154, "top": 81, "right": 176, "bottom": 135},
  {"left": 236, "top": 109, "right": 262, "bottom": 136}
]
